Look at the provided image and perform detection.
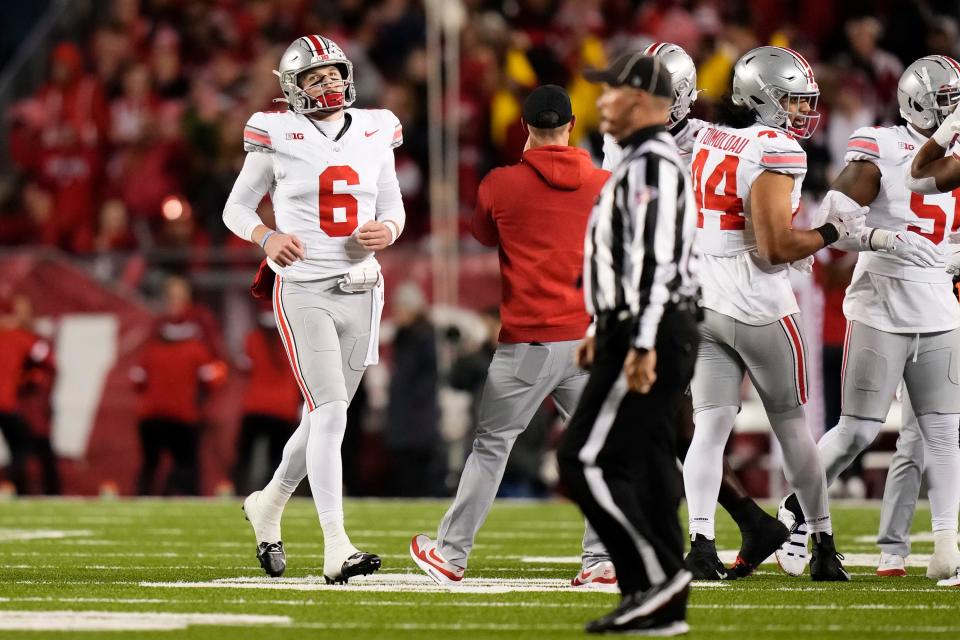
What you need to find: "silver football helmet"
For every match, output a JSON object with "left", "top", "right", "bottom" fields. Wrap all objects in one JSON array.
[
  {"left": 274, "top": 35, "right": 356, "bottom": 114},
  {"left": 898, "top": 56, "right": 960, "bottom": 130},
  {"left": 642, "top": 42, "right": 699, "bottom": 127},
  {"left": 731, "top": 46, "right": 820, "bottom": 138}
]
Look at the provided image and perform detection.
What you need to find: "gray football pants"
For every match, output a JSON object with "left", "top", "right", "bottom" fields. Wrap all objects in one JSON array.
[
  {"left": 877, "top": 390, "right": 923, "bottom": 557},
  {"left": 436, "top": 340, "right": 601, "bottom": 568}
]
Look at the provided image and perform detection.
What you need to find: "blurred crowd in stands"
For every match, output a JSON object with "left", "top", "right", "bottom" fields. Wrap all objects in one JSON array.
[{"left": 1, "top": 0, "right": 959, "bottom": 496}]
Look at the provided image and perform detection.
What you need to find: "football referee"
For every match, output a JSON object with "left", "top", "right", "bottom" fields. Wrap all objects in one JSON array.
[{"left": 557, "top": 53, "right": 700, "bottom": 636}]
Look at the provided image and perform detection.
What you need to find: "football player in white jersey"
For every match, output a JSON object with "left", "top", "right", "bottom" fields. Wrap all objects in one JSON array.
[
  {"left": 222, "top": 35, "right": 406, "bottom": 583},
  {"left": 778, "top": 56, "right": 960, "bottom": 586},
  {"left": 599, "top": 43, "right": 791, "bottom": 582},
  {"left": 681, "top": 46, "right": 867, "bottom": 581}
]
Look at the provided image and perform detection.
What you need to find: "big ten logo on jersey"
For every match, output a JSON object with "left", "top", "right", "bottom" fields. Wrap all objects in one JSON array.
[
  {"left": 898, "top": 141, "right": 915, "bottom": 151},
  {"left": 691, "top": 128, "right": 752, "bottom": 230},
  {"left": 908, "top": 187, "right": 960, "bottom": 245},
  {"left": 285, "top": 132, "right": 304, "bottom": 140}
]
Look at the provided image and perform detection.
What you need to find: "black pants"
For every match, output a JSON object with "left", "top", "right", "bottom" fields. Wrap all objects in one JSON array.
[
  {"left": 138, "top": 418, "right": 199, "bottom": 496},
  {"left": 558, "top": 307, "right": 699, "bottom": 595},
  {"left": 232, "top": 413, "right": 298, "bottom": 495},
  {"left": 29, "top": 435, "right": 61, "bottom": 495},
  {"left": 823, "top": 344, "right": 863, "bottom": 478},
  {"left": 0, "top": 412, "right": 30, "bottom": 493}
]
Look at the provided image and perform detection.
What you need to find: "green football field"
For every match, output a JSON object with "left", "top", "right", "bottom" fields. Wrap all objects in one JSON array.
[{"left": 0, "top": 498, "right": 956, "bottom": 638}]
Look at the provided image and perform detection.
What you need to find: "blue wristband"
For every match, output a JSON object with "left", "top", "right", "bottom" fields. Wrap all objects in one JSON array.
[{"left": 259, "top": 230, "right": 275, "bottom": 249}]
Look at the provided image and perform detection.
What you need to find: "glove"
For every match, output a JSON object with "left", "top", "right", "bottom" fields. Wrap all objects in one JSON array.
[
  {"left": 873, "top": 229, "right": 942, "bottom": 268},
  {"left": 790, "top": 255, "right": 814, "bottom": 274},
  {"left": 944, "top": 232, "right": 960, "bottom": 275},
  {"left": 818, "top": 190, "right": 869, "bottom": 243},
  {"left": 933, "top": 107, "right": 960, "bottom": 147}
]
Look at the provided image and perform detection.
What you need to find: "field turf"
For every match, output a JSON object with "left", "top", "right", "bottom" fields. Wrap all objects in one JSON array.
[{"left": 0, "top": 498, "right": 956, "bottom": 638}]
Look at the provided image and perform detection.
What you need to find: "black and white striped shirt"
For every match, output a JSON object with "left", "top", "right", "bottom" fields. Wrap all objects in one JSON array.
[{"left": 583, "top": 124, "right": 700, "bottom": 350}]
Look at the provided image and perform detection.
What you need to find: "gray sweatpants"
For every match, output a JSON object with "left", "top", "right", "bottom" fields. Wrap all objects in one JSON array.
[
  {"left": 877, "top": 390, "right": 924, "bottom": 557},
  {"left": 436, "top": 340, "right": 595, "bottom": 568}
]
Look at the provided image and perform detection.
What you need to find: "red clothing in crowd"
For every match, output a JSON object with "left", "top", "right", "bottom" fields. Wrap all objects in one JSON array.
[
  {"left": 472, "top": 145, "right": 609, "bottom": 343},
  {"left": 242, "top": 328, "right": 301, "bottom": 423},
  {"left": 0, "top": 328, "right": 54, "bottom": 413},
  {"left": 131, "top": 329, "right": 226, "bottom": 423},
  {"left": 814, "top": 248, "right": 855, "bottom": 347}
]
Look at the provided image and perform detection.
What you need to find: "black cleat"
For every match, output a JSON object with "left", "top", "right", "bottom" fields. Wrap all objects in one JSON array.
[
  {"left": 810, "top": 532, "right": 851, "bottom": 582},
  {"left": 731, "top": 514, "right": 789, "bottom": 578},
  {"left": 585, "top": 570, "right": 691, "bottom": 635},
  {"left": 323, "top": 551, "right": 382, "bottom": 585},
  {"left": 684, "top": 534, "right": 736, "bottom": 580},
  {"left": 256, "top": 541, "right": 286, "bottom": 577}
]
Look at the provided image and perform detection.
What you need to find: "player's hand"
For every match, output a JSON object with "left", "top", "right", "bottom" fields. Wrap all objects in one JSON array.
[
  {"left": 624, "top": 348, "right": 657, "bottom": 394},
  {"left": 624, "top": 347, "right": 657, "bottom": 394},
  {"left": 883, "top": 230, "right": 942, "bottom": 268},
  {"left": 264, "top": 232, "right": 305, "bottom": 267},
  {"left": 357, "top": 221, "right": 392, "bottom": 251},
  {"left": 790, "top": 255, "right": 814, "bottom": 274},
  {"left": 575, "top": 336, "right": 595, "bottom": 370},
  {"left": 944, "top": 232, "right": 960, "bottom": 275},
  {"left": 825, "top": 205, "right": 868, "bottom": 242}
]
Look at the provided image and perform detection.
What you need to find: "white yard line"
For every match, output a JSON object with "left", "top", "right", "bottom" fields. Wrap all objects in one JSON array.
[
  {"left": 0, "top": 611, "right": 291, "bottom": 631},
  {"left": 0, "top": 529, "right": 93, "bottom": 542},
  {"left": 521, "top": 552, "right": 935, "bottom": 568}
]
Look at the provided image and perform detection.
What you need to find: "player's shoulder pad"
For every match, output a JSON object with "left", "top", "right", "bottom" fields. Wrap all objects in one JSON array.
[
  {"left": 753, "top": 127, "right": 806, "bottom": 173},
  {"left": 845, "top": 125, "right": 884, "bottom": 162},
  {"left": 355, "top": 108, "right": 403, "bottom": 149},
  {"left": 243, "top": 111, "right": 286, "bottom": 153}
]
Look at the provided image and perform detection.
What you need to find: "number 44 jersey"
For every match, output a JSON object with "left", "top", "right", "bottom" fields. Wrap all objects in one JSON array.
[
  {"left": 690, "top": 122, "right": 807, "bottom": 325},
  {"left": 842, "top": 125, "right": 960, "bottom": 333},
  {"left": 243, "top": 107, "right": 404, "bottom": 280}
]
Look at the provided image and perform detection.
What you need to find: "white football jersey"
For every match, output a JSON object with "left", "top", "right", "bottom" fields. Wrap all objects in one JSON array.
[
  {"left": 842, "top": 125, "right": 960, "bottom": 333},
  {"left": 243, "top": 108, "right": 403, "bottom": 280},
  {"left": 601, "top": 118, "right": 708, "bottom": 170},
  {"left": 691, "top": 123, "right": 807, "bottom": 325}
]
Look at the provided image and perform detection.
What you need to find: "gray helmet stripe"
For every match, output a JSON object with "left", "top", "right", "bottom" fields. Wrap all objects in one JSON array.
[
  {"left": 617, "top": 52, "right": 645, "bottom": 84},
  {"left": 648, "top": 55, "right": 662, "bottom": 94}
]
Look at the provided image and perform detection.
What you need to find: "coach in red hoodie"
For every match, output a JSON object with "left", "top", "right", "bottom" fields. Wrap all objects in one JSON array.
[{"left": 411, "top": 85, "right": 615, "bottom": 586}]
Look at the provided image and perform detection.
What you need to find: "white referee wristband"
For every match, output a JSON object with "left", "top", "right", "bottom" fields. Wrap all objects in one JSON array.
[{"left": 259, "top": 230, "right": 276, "bottom": 249}]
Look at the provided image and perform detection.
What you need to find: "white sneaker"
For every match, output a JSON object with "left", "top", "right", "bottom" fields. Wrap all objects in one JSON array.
[
  {"left": 242, "top": 491, "right": 281, "bottom": 544},
  {"left": 571, "top": 560, "right": 617, "bottom": 586},
  {"left": 774, "top": 496, "right": 808, "bottom": 577},
  {"left": 876, "top": 552, "right": 907, "bottom": 577},
  {"left": 937, "top": 567, "right": 960, "bottom": 587},
  {"left": 409, "top": 534, "right": 465, "bottom": 586}
]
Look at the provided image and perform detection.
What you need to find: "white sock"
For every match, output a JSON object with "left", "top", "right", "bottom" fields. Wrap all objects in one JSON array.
[
  {"left": 305, "top": 401, "right": 355, "bottom": 552},
  {"left": 818, "top": 416, "right": 883, "bottom": 486},
  {"left": 917, "top": 412, "right": 960, "bottom": 534},
  {"left": 769, "top": 407, "right": 832, "bottom": 535},
  {"left": 261, "top": 405, "right": 311, "bottom": 510},
  {"left": 683, "top": 406, "right": 738, "bottom": 540}
]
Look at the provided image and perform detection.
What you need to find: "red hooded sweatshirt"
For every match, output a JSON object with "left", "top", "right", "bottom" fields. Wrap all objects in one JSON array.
[{"left": 472, "top": 145, "right": 609, "bottom": 343}]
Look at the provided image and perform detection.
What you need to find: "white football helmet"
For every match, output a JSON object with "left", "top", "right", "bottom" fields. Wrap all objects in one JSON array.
[
  {"left": 642, "top": 42, "right": 699, "bottom": 127},
  {"left": 731, "top": 46, "right": 820, "bottom": 138},
  {"left": 274, "top": 35, "right": 356, "bottom": 114},
  {"left": 898, "top": 56, "right": 960, "bottom": 130}
]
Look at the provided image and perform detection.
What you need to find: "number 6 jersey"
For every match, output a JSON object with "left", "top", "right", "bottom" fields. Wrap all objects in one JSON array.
[
  {"left": 237, "top": 107, "right": 405, "bottom": 280},
  {"left": 690, "top": 123, "right": 807, "bottom": 325},
  {"left": 842, "top": 125, "right": 959, "bottom": 333}
]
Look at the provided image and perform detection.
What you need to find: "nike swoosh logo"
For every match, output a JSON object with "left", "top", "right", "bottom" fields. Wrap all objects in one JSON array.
[
  {"left": 715, "top": 569, "right": 728, "bottom": 579},
  {"left": 579, "top": 571, "right": 592, "bottom": 581},
  {"left": 365, "top": 129, "right": 379, "bottom": 137}
]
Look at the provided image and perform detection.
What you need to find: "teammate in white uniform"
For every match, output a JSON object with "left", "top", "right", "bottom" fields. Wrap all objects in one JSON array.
[
  {"left": 222, "top": 35, "right": 405, "bottom": 583},
  {"left": 785, "top": 56, "right": 960, "bottom": 586},
  {"left": 681, "top": 46, "right": 865, "bottom": 581},
  {"left": 601, "top": 44, "right": 790, "bottom": 582}
]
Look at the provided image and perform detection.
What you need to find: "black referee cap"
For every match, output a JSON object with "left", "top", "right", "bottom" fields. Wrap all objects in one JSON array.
[
  {"left": 522, "top": 85, "right": 573, "bottom": 129},
  {"left": 584, "top": 53, "right": 673, "bottom": 99}
]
